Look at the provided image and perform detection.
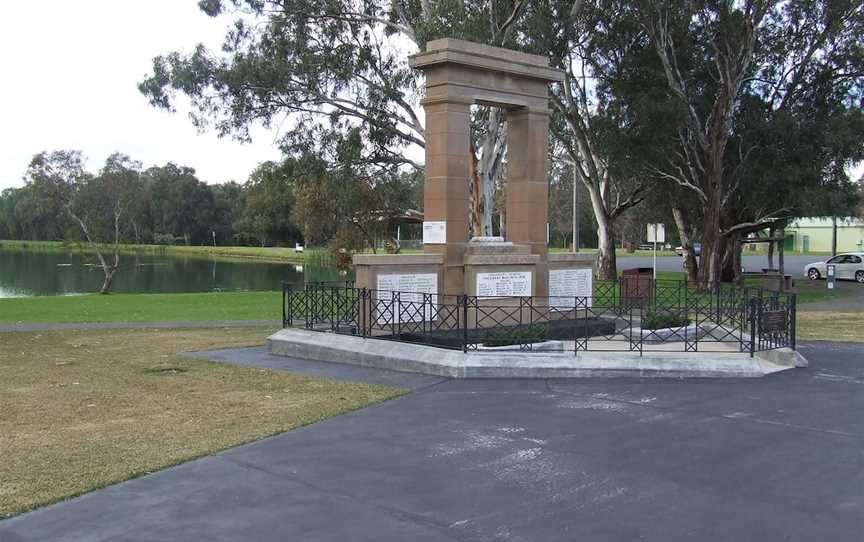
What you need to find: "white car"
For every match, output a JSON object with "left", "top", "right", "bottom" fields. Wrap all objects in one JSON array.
[{"left": 804, "top": 252, "right": 864, "bottom": 283}]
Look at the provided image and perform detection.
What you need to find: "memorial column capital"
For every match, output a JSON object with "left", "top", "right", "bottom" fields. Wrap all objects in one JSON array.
[{"left": 419, "top": 95, "right": 475, "bottom": 108}]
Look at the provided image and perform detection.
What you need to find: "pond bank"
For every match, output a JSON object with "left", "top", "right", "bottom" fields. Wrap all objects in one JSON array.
[{"left": 0, "top": 239, "right": 317, "bottom": 264}]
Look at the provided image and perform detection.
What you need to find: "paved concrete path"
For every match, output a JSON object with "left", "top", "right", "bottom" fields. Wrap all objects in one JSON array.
[
  {"left": 2, "top": 342, "right": 863, "bottom": 541},
  {"left": 0, "top": 320, "right": 279, "bottom": 333},
  {"left": 186, "top": 346, "right": 447, "bottom": 390}
]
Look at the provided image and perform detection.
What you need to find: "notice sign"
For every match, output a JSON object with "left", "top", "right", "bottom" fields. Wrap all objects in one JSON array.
[
  {"left": 549, "top": 268, "right": 593, "bottom": 311},
  {"left": 423, "top": 221, "right": 446, "bottom": 244},
  {"left": 376, "top": 273, "right": 438, "bottom": 324},
  {"left": 647, "top": 223, "right": 665, "bottom": 243},
  {"left": 476, "top": 271, "right": 532, "bottom": 297}
]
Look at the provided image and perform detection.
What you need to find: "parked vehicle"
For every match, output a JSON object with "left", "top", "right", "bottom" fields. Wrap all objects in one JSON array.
[
  {"left": 675, "top": 243, "right": 702, "bottom": 256},
  {"left": 803, "top": 253, "right": 864, "bottom": 283}
]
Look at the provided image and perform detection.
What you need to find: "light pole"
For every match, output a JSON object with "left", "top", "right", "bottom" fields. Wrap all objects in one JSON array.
[{"left": 558, "top": 158, "right": 580, "bottom": 253}]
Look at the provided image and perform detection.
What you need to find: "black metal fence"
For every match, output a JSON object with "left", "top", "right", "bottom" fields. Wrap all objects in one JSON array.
[{"left": 282, "top": 278, "right": 796, "bottom": 357}]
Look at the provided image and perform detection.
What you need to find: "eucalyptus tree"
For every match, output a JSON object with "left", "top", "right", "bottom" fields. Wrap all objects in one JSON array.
[
  {"left": 139, "top": 0, "right": 533, "bottom": 239},
  {"left": 235, "top": 160, "right": 302, "bottom": 247},
  {"left": 144, "top": 164, "right": 215, "bottom": 245},
  {"left": 0, "top": 188, "right": 30, "bottom": 240},
  {"left": 212, "top": 181, "right": 244, "bottom": 245},
  {"left": 521, "top": 0, "right": 658, "bottom": 278},
  {"left": 24, "top": 151, "right": 142, "bottom": 294},
  {"left": 642, "top": 0, "right": 864, "bottom": 284}
]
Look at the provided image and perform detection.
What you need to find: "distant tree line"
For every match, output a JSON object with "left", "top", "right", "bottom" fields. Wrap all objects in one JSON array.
[
  {"left": 0, "top": 151, "right": 422, "bottom": 251},
  {"left": 0, "top": 153, "right": 243, "bottom": 248}
]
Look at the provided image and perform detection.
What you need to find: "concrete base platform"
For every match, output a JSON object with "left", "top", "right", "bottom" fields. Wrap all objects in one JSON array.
[{"left": 267, "top": 329, "right": 806, "bottom": 379}]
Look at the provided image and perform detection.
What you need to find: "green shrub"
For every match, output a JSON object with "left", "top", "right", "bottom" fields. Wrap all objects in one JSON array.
[{"left": 641, "top": 311, "right": 690, "bottom": 330}]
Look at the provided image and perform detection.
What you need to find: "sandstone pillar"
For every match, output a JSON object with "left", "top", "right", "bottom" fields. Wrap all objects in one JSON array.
[
  {"left": 421, "top": 97, "right": 472, "bottom": 296},
  {"left": 507, "top": 107, "right": 551, "bottom": 295}
]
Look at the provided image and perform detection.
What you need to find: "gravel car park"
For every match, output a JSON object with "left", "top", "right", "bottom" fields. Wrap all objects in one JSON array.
[{"left": 804, "top": 252, "right": 864, "bottom": 283}]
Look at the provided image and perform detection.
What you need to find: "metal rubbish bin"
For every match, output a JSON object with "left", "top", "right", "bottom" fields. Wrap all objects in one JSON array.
[{"left": 621, "top": 267, "right": 653, "bottom": 307}]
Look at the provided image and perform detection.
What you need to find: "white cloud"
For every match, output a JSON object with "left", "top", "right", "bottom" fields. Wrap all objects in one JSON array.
[{"left": 0, "top": 0, "right": 281, "bottom": 189}]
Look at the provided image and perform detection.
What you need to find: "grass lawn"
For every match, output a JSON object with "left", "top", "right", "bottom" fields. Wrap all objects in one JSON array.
[
  {"left": 791, "top": 279, "right": 858, "bottom": 305},
  {"left": 797, "top": 312, "right": 864, "bottom": 342},
  {"left": 0, "top": 274, "right": 848, "bottom": 325},
  {"left": 0, "top": 327, "right": 404, "bottom": 518},
  {"left": 794, "top": 287, "right": 852, "bottom": 305},
  {"left": 0, "top": 291, "right": 281, "bottom": 324}
]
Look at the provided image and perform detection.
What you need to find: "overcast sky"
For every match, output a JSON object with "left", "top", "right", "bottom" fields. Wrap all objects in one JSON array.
[
  {"left": 1, "top": 2, "right": 860, "bottom": 192},
  {"left": 0, "top": 1, "right": 282, "bottom": 190}
]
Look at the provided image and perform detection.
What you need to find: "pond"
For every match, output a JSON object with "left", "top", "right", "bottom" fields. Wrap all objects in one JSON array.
[{"left": 0, "top": 249, "right": 346, "bottom": 298}]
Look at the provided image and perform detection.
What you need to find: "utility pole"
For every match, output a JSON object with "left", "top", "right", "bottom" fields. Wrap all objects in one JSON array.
[
  {"left": 831, "top": 216, "right": 838, "bottom": 257},
  {"left": 558, "top": 158, "right": 580, "bottom": 253},
  {"left": 573, "top": 166, "right": 580, "bottom": 253}
]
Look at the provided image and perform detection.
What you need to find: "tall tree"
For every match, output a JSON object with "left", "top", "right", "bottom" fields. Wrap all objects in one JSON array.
[
  {"left": 235, "top": 160, "right": 301, "bottom": 247},
  {"left": 138, "top": 1, "right": 533, "bottom": 243},
  {"left": 291, "top": 149, "right": 419, "bottom": 252},
  {"left": 212, "top": 181, "right": 244, "bottom": 245},
  {"left": 24, "top": 151, "right": 141, "bottom": 294},
  {"left": 145, "top": 164, "right": 215, "bottom": 245},
  {"left": 523, "top": 1, "right": 654, "bottom": 278},
  {"left": 0, "top": 188, "right": 29, "bottom": 240},
  {"left": 643, "top": 0, "right": 864, "bottom": 284}
]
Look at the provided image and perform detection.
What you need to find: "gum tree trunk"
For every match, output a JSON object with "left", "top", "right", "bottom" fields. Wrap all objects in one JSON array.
[
  {"left": 719, "top": 234, "right": 737, "bottom": 283},
  {"left": 698, "top": 191, "right": 723, "bottom": 287},
  {"left": 587, "top": 183, "right": 617, "bottom": 280},
  {"left": 672, "top": 205, "right": 698, "bottom": 282},
  {"left": 100, "top": 267, "right": 117, "bottom": 295}
]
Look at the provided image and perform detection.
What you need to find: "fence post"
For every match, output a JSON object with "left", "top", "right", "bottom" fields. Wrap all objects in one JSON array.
[
  {"left": 462, "top": 295, "right": 469, "bottom": 353},
  {"left": 360, "top": 288, "right": 372, "bottom": 339},
  {"left": 307, "top": 284, "right": 317, "bottom": 328},
  {"left": 392, "top": 291, "right": 399, "bottom": 339},
  {"left": 360, "top": 288, "right": 368, "bottom": 338},
  {"left": 627, "top": 300, "right": 634, "bottom": 352},
  {"left": 715, "top": 282, "right": 721, "bottom": 323},
  {"left": 422, "top": 293, "right": 429, "bottom": 340},
  {"left": 682, "top": 281, "right": 689, "bottom": 347},
  {"left": 330, "top": 287, "right": 336, "bottom": 332},
  {"left": 749, "top": 297, "right": 758, "bottom": 357},
  {"left": 790, "top": 293, "right": 797, "bottom": 350},
  {"left": 282, "top": 283, "right": 289, "bottom": 328},
  {"left": 572, "top": 296, "right": 578, "bottom": 357}
]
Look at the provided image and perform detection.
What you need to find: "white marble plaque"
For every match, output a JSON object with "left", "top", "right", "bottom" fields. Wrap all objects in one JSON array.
[
  {"left": 422, "top": 221, "right": 446, "bottom": 244},
  {"left": 476, "top": 271, "right": 532, "bottom": 297},
  {"left": 549, "top": 268, "right": 593, "bottom": 310},
  {"left": 376, "top": 273, "right": 438, "bottom": 324}
]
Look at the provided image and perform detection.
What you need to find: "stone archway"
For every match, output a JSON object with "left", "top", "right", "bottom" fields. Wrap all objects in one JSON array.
[{"left": 410, "top": 39, "right": 563, "bottom": 295}]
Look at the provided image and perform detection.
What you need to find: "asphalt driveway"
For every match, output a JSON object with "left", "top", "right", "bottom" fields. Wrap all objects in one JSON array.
[{"left": 1, "top": 342, "right": 862, "bottom": 541}]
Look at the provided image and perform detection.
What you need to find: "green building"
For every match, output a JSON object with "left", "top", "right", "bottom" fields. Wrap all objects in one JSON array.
[{"left": 786, "top": 217, "right": 864, "bottom": 253}]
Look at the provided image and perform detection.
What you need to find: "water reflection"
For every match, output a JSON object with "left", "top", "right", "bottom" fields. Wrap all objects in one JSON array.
[{"left": 0, "top": 249, "right": 346, "bottom": 298}]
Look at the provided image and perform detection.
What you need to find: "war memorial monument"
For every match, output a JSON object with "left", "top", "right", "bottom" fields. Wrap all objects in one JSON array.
[{"left": 268, "top": 39, "right": 804, "bottom": 378}]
